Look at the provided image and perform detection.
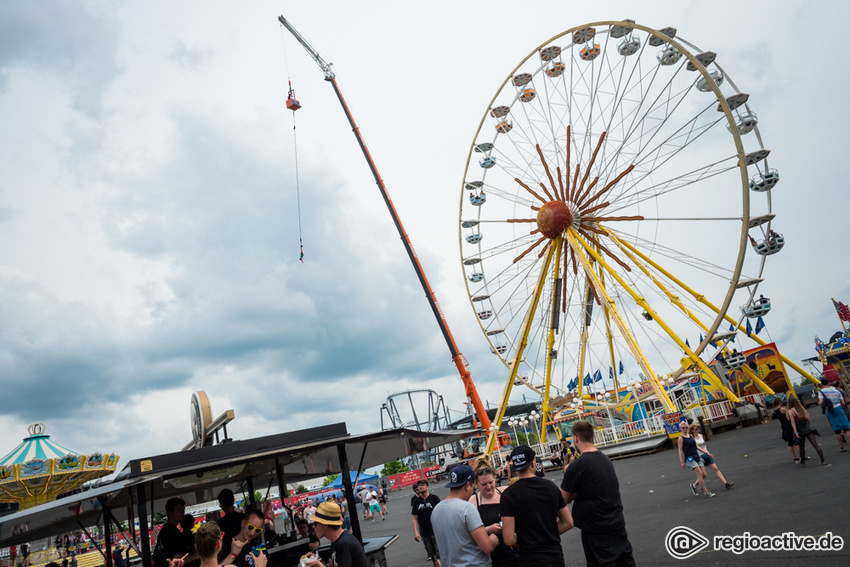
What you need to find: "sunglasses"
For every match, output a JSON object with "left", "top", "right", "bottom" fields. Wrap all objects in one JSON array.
[{"left": 246, "top": 523, "right": 263, "bottom": 534}]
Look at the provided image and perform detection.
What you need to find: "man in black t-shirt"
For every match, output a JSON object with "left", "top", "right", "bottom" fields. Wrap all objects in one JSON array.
[
  {"left": 501, "top": 445, "right": 573, "bottom": 567},
  {"left": 153, "top": 498, "right": 197, "bottom": 567},
  {"left": 216, "top": 489, "right": 244, "bottom": 562},
  {"left": 303, "top": 501, "right": 367, "bottom": 567},
  {"left": 561, "top": 420, "right": 636, "bottom": 567},
  {"left": 411, "top": 480, "right": 441, "bottom": 567}
]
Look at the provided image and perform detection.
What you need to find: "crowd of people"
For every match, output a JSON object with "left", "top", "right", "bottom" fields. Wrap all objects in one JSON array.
[{"left": 411, "top": 419, "right": 636, "bottom": 567}]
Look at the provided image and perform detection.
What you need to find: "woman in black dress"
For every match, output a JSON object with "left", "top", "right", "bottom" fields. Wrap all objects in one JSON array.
[
  {"left": 473, "top": 466, "right": 519, "bottom": 567},
  {"left": 771, "top": 397, "right": 801, "bottom": 463}
]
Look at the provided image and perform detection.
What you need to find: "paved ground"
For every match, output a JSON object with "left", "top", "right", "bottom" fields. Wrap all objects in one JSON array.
[{"left": 356, "top": 408, "right": 849, "bottom": 566}]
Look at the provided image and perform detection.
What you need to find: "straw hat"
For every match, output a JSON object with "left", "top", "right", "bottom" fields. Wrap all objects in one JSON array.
[{"left": 312, "top": 501, "right": 343, "bottom": 526}]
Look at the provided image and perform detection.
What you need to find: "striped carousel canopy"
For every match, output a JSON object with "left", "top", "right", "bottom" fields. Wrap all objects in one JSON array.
[{"left": 0, "top": 423, "right": 79, "bottom": 466}]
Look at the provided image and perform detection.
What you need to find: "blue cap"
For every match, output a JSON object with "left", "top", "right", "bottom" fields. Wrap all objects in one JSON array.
[{"left": 445, "top": 464, "right": 474, "bottom": 488}]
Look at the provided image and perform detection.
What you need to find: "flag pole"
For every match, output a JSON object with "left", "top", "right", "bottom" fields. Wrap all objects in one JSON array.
[{"left": 832, "top": 298, "right": 847, "bottom": 332}]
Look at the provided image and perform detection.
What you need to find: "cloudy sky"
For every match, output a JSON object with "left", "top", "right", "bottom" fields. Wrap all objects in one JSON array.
[{"left": 1, "top": 1, "right": 848, "bottom": 466}]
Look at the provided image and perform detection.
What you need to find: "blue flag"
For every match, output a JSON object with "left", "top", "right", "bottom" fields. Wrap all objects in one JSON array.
[
  {"left": 755, "top": 316, "right": 765, "bottom": 334},
  {"left": 609, "top": 367, "right": 615, "bottom": 380},
  {"left": 746, "top": 319, "right": 753, "bottom": 336},
  {"left": 568, "top": 377, "right": 577, "bottom": 391},
  {"left": 584, "top": 373, "right": 591, "bottom": 387},
  {"left": 593, "top": 369, "right": 603, "bottom": 383},
  {"left": 686, "top": 338, "right": 690, "bottom": 348},
  {"left": 729, "top": 323, "right": 736, "bottom": 343},
  {"left": 619, "top": 360, "right": 625, "bottom": 374}
]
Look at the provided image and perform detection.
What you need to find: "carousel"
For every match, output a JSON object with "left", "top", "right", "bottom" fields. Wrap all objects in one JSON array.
[{"left": 0, "top": 423, "right": 118, "bottom": 510}]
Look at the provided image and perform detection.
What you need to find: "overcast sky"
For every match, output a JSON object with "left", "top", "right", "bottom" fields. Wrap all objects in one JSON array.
[{"left": 1, "top": 1, "right": 848, "bottom": 466}]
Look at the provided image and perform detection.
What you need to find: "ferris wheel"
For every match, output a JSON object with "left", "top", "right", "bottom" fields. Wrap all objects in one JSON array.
[{"left": 459, "top": 21, "right": 783, "bottom": 428}]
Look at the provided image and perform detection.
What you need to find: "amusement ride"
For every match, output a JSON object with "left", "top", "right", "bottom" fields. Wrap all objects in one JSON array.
[{"left": 279, "top": 16, "right": 819, "bottom": 456}]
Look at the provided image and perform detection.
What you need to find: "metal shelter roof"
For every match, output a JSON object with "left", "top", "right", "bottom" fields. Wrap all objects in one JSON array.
[{"left": 0, "top": 422, "right": 478, "bottom": 548}]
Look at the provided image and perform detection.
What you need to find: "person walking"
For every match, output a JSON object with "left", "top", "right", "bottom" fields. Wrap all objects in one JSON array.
[
  {"left": 677, "top": 423, "right": 715, "bottom": 498},
  {"left": 818, "top": 378, "right": 850, "bottom": 452},
  {"left": 430, "top": 465, "right": 498, "bottom": 567},
  {"left": 788, "top": 397, "right": 829, "bottom": 466},
  {"left": 411, "top": 480, "right": 441, "bottom": 567},
  {"left": 771, "top": 397, "right": 802, "bottom": 463},
  {"left": 500, "top": 446, "right": 573, "bottom": 567},
  {"left": 472, "top": 465, "right": 519, "bottom": 567},
  {"left": 560, "top": 420, "right": 636, "bottom": 567},
  {"left": 692, "top": 427, "right": 733, "bottom": 490}
]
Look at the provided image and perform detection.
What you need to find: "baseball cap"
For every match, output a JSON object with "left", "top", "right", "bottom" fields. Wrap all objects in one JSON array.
[
  {"left": 510, "top": 445, "right": 535, "bottom": 471},
  {"left": 445, "top": 464, "right": 475, "bottom": 488}
]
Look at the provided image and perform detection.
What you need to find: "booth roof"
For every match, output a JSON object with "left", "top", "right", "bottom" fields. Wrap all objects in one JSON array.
[{"left": 0, "top": 423, "right": 478, "bottom": 547}]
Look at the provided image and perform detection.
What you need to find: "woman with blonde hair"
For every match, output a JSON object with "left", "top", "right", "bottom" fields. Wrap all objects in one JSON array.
[
  {"left": 677, "top": 422, "right": 715, "bottom": 498},
  {"left": 787, "top": 397, "right": 829, "bottom": 466},
  {"left": 472, "top": 465, "right": 519, "bottom": 567}
]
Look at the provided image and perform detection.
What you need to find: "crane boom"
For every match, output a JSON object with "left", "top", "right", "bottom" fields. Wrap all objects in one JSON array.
[
  {"left": 278, "top": 15, "right": 495, "bottom": 437},
  {"left": 277, "top": 16, "right": 335, "bottom": 80}
]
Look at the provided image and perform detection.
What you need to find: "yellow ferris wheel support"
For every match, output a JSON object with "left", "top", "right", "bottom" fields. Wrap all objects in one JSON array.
[
  {"left": 613, "top": 236, "right": 818, "bottom": 385},
  {"left": 486, "top": 240, "right": 558, "bottom": 455},
  {"left": 609, "top": 231, "right": 774, "bottom": 395},
  {"left": 565, "top": 229, "right": 678, "bottom": 412},
  {"left": 568, "top": 228, "right": 741, "bottom": 404}
]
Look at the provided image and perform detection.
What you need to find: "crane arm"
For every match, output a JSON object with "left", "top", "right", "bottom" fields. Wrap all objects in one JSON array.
[{"left": 278, "top": 16, "right": 335, "bottom": 80}]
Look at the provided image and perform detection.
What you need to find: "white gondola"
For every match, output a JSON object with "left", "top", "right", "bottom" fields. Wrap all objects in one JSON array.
[
  {"left": 479, "top": 156, "right": 496, "bottom": 169},
  {"left": 750, "top": 233, "right": 785, "bottom": 256},
  {"left": 545, "top": 62, "right": 566, "bottom": 77},
  {"left": 461, "top": 220, "right": 479, "bottom": 229},
  {"left": 469, "top": 193, "right": 486, "bottom": 206},
  {"left": 580, "top": 44, "right": 601, "bottom": 61},
  {"left": 495, "top": 120, "right": 512, "bottom": 133},
  {"left": 474, "top": 142, "right": 494, "bottom": 153},
  {"left": 618, "top": 37, "right": 640, "bottom": 56},
  {"left": 724, "top": 352, "right": 747, "bottom": 369},
  {"left": 727, "top": 111, "right": 758, "bottom": 135},
  {"left": 696, "top": 70, "right": 724, "bottom": 92},
  {"left": 468, "top": 272, "right": 484, "bottom": 283},
  {"left": 491, "top": 345, "right": 507, "bottom": 355},
  {"left": 477, "top": 310, "right": 493, "bottom": 320},
  {"left": 465, "top": 233, "right": 482, "bottom": 244},
  {"left": 657, "top": 46, "right": 682, "bottom": 65},
  {"left": 749, "top": 169, "right": 780, "bottom": 192},
  {"left": 742, "top": 298, "right": 771, "bottom": 318}
]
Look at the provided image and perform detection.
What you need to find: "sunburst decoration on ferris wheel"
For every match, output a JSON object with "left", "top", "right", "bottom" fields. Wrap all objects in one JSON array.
[{"left": 505, "top": 125, "right": 642, "bottom": 296}]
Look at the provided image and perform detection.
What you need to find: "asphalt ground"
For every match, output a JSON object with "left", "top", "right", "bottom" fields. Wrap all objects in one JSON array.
[{"left": 355, "top": 408, "right": 849, "bottom": 566}]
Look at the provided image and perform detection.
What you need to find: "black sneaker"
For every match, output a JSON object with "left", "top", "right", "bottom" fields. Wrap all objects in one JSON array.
[
  {"left": 725, "top": 482, "right": 734, "bottom": 490},
  {"left": 690, "top": 483, "right": 698, "bottom": 496}
]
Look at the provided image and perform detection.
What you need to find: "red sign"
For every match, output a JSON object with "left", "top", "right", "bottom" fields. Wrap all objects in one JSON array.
[
  {"left": 423, "top": 465, "right": 441, "bottom": 478},
  {"left": 397, "top": 469, "right": 424, "bottom": 487}
]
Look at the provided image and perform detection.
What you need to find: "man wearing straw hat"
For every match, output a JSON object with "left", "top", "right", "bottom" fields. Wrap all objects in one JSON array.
[{"left": 303, "top": 501, "right": 367, "bottom": 567}]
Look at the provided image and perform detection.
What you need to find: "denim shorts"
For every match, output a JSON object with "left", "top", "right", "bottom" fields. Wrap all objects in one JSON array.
[{"left": 685, "top": 456, "right": 704, "bottom": 470}]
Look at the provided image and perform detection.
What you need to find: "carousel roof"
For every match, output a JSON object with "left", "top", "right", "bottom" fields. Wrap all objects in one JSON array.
[{"left": 0, "top": 423, "right": 79, "bottom": 466}]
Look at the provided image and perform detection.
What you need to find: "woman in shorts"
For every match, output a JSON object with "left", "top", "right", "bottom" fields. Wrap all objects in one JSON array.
[
  {"left": 677, "top": 422, "right": 715, "bottom": 498},
  {"left": 692, "top": 427, "right": 733, "bottom": 490}
]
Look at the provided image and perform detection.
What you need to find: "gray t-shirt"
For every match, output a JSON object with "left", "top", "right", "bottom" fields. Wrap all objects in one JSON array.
[{"left": 430, "top": 497, "right": 490, "bottom": 567}]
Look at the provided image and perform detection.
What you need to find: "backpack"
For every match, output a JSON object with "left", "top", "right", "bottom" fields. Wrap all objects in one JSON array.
[{"left": 823, "top": 394, "right": 834, "bottom": 414}]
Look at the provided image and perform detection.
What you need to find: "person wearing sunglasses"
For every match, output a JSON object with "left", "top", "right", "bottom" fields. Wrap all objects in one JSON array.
[
  {"left": 411, "top": 481, "right": 441, "bottom": 567},
  {"left": 221, "top": 509, "right": 265, "bottom": 567},
  {"left": 165, "top": 522, "right": 267, "bottom": 567}
]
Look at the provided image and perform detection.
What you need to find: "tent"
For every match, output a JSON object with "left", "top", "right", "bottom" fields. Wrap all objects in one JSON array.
[{"left": 328, "top": 470, "right": 379, "bottom": 489}]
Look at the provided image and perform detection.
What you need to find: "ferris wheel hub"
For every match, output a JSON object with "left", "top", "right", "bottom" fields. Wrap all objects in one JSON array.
[{"left": 536, "top": 200, "right": 573, "bottom": 238}]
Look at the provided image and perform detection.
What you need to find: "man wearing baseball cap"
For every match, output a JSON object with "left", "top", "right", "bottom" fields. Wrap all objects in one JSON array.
[
  {"left": 430, "top": 464, "right": 498, "bottom": 567},
  {"left": 500, "top": 446, "right": 573, "bottom": 566},
  {"left": 303, "top": 502, "right": 366, "bottom": 567}
]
